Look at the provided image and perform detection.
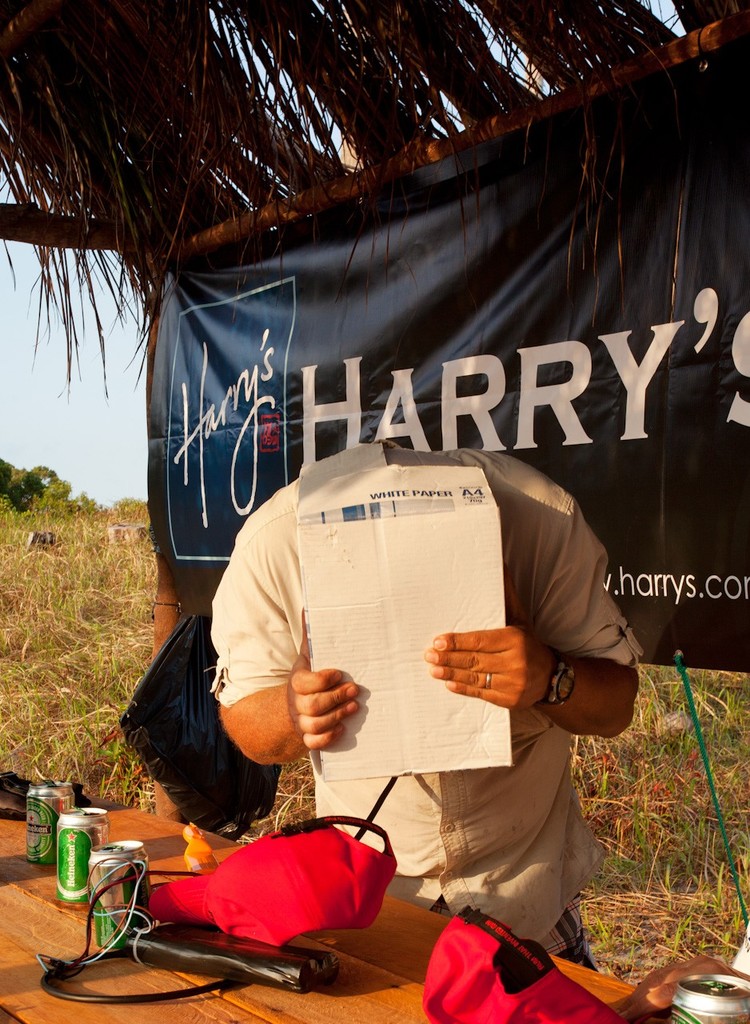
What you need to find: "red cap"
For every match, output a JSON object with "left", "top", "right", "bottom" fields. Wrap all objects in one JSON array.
[
  {"left": 149, "top": 816, "right": 396, "bottom": 946},
  {"left": 424, "top": 910, "right": 624, "bottom": 1023}
]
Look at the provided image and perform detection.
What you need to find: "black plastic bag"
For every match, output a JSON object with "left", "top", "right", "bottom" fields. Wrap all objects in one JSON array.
[
  {"left": 0, "top": 772, "right": 91, "bottom": 820},
  {"left": 120, "top": 616, "right": 279, "bottom": 839},
  {"left": 0, "top": 772, "right": 27, "bottom": 820}
]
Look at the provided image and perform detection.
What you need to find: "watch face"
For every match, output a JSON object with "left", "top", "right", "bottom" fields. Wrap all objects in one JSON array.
[{"left": 557, "top": 668, "right": 575, "bottom": 701}]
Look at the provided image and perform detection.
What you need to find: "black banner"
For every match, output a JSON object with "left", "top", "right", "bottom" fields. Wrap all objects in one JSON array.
[{"left": 149, "top": 37, "right": 750, "bottom": 671}]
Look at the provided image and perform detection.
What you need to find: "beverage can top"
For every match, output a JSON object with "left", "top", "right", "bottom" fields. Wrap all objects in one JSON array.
[
  {"left": 57, "top": 807, "right": 110, "bottom": 828},
  {"left": 27, "top": 781, "right": 74, "bottom": 798},
  {"left": 674, "top": 974, "right": 750, "bottom": 1014},
  {"left": 89, "top": 840, "right": 147, "bottom": 866}
]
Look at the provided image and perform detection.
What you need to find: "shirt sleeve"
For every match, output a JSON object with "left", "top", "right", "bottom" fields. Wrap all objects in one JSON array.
[
  {"left": 211, "top": 485, "right": 304, "bottom": 707},
  {"left": 525, "top": 493, "right": 642, "bottom": 667}
]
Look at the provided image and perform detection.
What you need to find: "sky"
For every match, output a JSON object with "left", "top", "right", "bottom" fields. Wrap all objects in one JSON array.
[{"left": 3, "top": 242, "right": 149, "bottom": 506}]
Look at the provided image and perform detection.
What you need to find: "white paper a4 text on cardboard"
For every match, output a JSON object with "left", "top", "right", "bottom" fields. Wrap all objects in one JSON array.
[{"left": 297, "top": 447, "right": 510, "bottom": 782}]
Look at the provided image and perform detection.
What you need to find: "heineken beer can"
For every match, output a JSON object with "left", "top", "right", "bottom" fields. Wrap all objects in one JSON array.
[
  {"left": 672, "top": 974, "right": 750, "bottom": 1023},
  {"left": 26, "top": 782, "right": 75, "bottom": 864},
  {"left": 56, "top": 808, "right": 110, "bottom": 902},
  {"left": 89, "top": 840, "right": 150, "bottom": 949}
]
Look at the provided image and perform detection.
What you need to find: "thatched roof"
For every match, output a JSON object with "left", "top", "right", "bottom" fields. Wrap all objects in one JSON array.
[{"left": 1, "top": 0, "right": 749, "bottom": 360}]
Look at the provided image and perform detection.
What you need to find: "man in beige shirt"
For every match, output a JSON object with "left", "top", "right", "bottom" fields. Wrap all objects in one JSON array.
[{"left": 212, "top": 445, "right": 641, "bottom": 966}]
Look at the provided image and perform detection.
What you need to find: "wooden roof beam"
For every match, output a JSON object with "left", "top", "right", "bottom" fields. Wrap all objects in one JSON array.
[
  {"left": 0, "top": 0, "right": 65, "bottom": 59},
  {"left": 180, "top": 9, "right": 750, "bottom": 263},
  {"left": 0, "top": 203, "right": 135, "bottom": 252}
]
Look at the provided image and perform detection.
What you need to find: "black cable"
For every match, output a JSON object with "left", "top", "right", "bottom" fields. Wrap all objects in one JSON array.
[
  {"left": 37, "top": 860, "right": 238, "bottom": 1003},
  {"left": 40, "top": 951, "right": 237, "bottom": 1004}
]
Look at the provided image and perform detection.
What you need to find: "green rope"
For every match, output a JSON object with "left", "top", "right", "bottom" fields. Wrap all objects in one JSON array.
[{"left": 673, "top": 650, "right": 749, "bottom": 928}]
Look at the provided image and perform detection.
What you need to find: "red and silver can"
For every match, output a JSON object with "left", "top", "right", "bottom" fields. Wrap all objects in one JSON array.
[
  {"left": 88, "top": 840, "right": 150, "bottom": 949},
  {"left": 56, "top": 807, "right": 110, "bottom": 902},
  {"left": 26, "top": 782, "right": 75, "bottom": 864},
  {"left": 672, "top": 974, "right": 750, "bottom": 1023}
]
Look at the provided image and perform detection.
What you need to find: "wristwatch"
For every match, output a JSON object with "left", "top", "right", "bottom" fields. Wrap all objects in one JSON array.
[{"left": 537, "top": 649, "right": 575, "bottom": 706}]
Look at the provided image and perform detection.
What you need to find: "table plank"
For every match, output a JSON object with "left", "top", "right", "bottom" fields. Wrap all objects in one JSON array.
[
  {"left": 221, "top": 966, "right": 427, "bottom": 1024},
  {"left": 311, "top": 896, "right": 447, "bottom": 983}
]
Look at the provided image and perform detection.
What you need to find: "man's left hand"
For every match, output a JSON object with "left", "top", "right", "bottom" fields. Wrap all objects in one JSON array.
[
  {"left": 424, "top": 625, "right": 555, "bottom": 709},
  {"left": 423, "top": 566, "right": 638, "bottom": 738}
]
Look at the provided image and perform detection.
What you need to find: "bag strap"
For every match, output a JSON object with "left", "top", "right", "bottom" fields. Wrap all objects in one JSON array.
[
  {"left": 357, "top": 774, "right": 397, "bottom": 834},
  {"left": 273, "top": 813, "right": 395, "bottom": 857},
  {"left": 457, "top": 906, "right": 555, "bottom": 993}
]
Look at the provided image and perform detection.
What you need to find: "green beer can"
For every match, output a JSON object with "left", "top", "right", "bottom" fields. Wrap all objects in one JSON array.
[
  {"left": 56, "top": 808, "right": 110, "bottom": 902},
  {"left": 672, "top": 974, "right": 750, "bottom": 1023},
  {"left": 89, "top": 840, "right": 150, "bottom": 949},
  {"left": 26, "top": 782, "right": 75, "bottom": 864}
]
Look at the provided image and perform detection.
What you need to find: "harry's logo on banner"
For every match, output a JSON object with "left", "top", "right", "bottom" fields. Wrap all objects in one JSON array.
[{"left": 166, "top": 277, "right": 296, "bottom": 562}]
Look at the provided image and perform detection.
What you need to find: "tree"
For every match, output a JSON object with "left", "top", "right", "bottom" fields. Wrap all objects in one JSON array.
[
  {"left": 6, "top": 466, "right": 45, "bottom": 511},
  {"left": 0, "top": 459, "right": 100, "bottom": 514}
]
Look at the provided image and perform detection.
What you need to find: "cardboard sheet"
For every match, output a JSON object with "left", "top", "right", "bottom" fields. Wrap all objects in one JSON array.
[{"left": 298, "top": 445, "right": 510, "bottom": 781}]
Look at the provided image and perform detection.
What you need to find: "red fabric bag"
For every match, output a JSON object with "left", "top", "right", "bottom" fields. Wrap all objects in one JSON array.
[
  {"left": 149, "top": 815, "right": 396, "bottom": 946},
  {"left": 423, "top": 908, "right": 625, "bottom": 1024}
]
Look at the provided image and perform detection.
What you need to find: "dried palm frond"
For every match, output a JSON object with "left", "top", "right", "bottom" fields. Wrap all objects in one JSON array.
[{"left": 0, "top": 0, "right": 746, "bottom": 360}]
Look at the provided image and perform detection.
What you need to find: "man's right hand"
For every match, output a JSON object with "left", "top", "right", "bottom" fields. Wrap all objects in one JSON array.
[{"left": 287, "top": 642, "right": 359, "bottom": 751}]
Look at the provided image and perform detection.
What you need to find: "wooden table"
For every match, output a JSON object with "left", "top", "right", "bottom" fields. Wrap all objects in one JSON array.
[{"left": 0, "top": 806, "right": 635, "bottom": 1022}]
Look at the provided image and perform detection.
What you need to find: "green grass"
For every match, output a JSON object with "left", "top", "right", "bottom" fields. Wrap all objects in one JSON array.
[{"left": 1, "top": 506, "right": 749, "bottom": 984}]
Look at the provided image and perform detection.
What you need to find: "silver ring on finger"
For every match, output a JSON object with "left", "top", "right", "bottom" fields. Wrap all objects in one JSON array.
[{"left": 484, "top": 671, "right": 492, "bottom": 689}]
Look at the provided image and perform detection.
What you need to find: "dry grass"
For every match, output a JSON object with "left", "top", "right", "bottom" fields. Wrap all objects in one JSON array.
[
  {"left": 1, "top": 506, "right": 749, "bottom": 985},
  {"left": 575, "top": 666, "right": 750, "bottom": 981},
  {"left": 0, "top": 506, "right": 156, "bottom": 808}
]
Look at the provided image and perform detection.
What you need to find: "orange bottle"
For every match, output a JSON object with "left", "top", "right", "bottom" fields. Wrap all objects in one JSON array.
[{"left": 182, "top": 822, "right": 219, "bottom": 874}]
